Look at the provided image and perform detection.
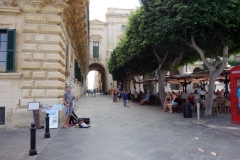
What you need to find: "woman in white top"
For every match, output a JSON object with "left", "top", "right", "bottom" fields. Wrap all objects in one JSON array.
[{"left": 199, "top": 88, "right": 206, "bottom": 100}]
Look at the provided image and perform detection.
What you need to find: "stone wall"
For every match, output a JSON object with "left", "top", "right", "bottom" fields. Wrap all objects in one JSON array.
[{"left": 0, "top": 0, "right": 89, "bottom": 128}]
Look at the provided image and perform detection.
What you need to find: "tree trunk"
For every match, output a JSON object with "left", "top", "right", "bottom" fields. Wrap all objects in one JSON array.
[
  {"left": 189, "top": 35, "right": 229, "bottom": 117},
  {"left": 130, "top": 75, "right": 136, "bottom": 88},
  {"left": 204, "top": 71, "right": 222, "bottom": 117},
  {"left": 158, "top": 69, "right": 168, "bottom": 107}
]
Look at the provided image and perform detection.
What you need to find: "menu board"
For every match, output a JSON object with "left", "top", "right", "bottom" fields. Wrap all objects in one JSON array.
[{"left": 28, "top": 102, "right": 40, "bottom": 111}]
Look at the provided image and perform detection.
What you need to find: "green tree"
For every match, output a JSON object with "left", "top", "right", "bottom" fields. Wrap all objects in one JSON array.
[
  {"left": 127, "top": 3, "right": 198, "bottom": 106},
  {"left": 150, "top": 0, "right": 240, "bottom": 116}
]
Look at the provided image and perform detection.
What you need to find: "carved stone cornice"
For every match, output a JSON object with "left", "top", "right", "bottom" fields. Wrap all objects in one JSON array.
[
  {"left": 31, "top": 0, "right": 45, "bottom": 12},
  {"left": 0, "top": 73, "right": 22, "bottom": 79},
  {"left": 63, "top": 0, "right": 89, "bottom": 77},
  {"left": 3, "top": 0, "right": 17, "bottom": 7},
  {"left": 0, "top": 6, "right": 21, "bottom": 15},
  {"left": 53, "top": 1, "right": 68, "bottom": 14},
  {"left": 90, "top": 34, "right": 103, "bottom": 42}
]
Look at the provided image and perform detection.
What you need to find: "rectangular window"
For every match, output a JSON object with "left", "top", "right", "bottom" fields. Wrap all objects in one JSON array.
[
  {"left": 0, "top": 107, "right": 5, "bottom": 125},
  {"left": 0, "top": 29, "right": 16, "bottom": 72},
  {"left": 74, "top": 60, "right": 82, "bottom": 83},
  {"left": 93, "top": 41, "right": 99, "bottom": 58},
  {"left": 66, "top": 45, "right": 69, "bottom": 70}
]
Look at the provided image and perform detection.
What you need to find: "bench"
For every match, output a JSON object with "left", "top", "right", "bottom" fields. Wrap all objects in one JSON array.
[
  {"left": 141, "top": 95, "right": 161, "bottom": 105},
  {"left": 172, "top": 98, "right": 186, "bottom": 112}
]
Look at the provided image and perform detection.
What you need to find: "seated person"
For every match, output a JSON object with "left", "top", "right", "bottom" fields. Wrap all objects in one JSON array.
[
  {"left": 140, "top": 91, "right": 151, "bottom": 105},
  {"left": 188, "top": 92, "right": 195, "bottom": 107},
  {"left": 163, "top": 92, "right": 171, "bottom": 112},
  {"left": 134, "top": 92, "right": 138, "bottom": 99},
  {"left": 167, "top": 93, "right": 178, "bottom": 113}
]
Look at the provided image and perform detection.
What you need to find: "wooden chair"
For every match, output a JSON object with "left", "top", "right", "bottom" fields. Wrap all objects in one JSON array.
[
  {"left": 172, "top": 98, "right": 185, "bottom": 112},
  {"left": 219, "top": 98, "right": 227, "bottom": 113},
  {"left": 226, "top": 100, "right": 231, "bottom": 114},
  {"left": 212, "top": 100, "right": 219, "bottom": 116}
]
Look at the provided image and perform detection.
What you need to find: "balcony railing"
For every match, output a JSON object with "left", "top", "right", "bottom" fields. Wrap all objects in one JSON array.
[{"left": 90, "top": 54, "right": 101, "bottom": 60}]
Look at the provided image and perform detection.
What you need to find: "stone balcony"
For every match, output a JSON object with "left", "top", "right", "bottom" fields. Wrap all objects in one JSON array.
[{"left": 89, "top": 54, "right": 102, "bottom": 64}]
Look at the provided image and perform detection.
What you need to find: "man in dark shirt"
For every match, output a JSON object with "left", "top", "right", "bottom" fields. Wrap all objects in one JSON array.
[{"left": 122, "top": 91, "right": 128, "bottom": 106}]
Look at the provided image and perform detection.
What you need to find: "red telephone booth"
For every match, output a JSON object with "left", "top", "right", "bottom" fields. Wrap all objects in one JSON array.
[{"left": 230, "top": 66, "right": 240, "bottom": 124}]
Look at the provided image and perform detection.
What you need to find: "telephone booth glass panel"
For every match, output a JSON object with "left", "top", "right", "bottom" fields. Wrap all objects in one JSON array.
[{"left": 230, "top": 66, "right": 240, "bottom": 124}]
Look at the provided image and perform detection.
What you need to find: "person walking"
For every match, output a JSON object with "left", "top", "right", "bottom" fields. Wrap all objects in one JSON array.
[
  {"left": 93, "top": 88, "right": 96, "bottom": 97},
  {"left": 117, "top": 91, "right": 122, "bottom": 102},
  {"left": 122, "top": 91, "right": 128, "bottom": 106},
  {"left": 63, "top": 86, "right": 74, "bottom": 128}
]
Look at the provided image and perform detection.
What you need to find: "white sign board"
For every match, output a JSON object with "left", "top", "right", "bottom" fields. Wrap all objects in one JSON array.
[
  {"left": 42, "top": 104, "right": 62, "bottom": 112},
  {"left": 46, "top": 110, "right": 59, "bottom": 129},
  {"left": 28, "top": 102, "right": 40, "bottom": 111}
]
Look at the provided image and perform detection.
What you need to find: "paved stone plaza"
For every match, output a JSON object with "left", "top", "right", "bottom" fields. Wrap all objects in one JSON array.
[{"left": 1, "top": 94, "right": 240, "bottom": 160}]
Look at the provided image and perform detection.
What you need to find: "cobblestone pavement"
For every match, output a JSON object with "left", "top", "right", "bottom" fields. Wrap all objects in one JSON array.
[{"left": 1, "top": 94, "right": 240, "bottom": 160}]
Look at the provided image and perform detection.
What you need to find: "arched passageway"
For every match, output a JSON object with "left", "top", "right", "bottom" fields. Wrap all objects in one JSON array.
[
  {"left": 88, "top": 63, "right": 107, "bottom": 93},
  {"left": 193, "top": 67, "right": 203, "bottom": 73}
]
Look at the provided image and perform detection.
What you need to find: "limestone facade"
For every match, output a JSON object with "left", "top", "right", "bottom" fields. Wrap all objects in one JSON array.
[
  {"left": 0, "top": 0, "right": 89, "bottom": 128},
  {"left": 90, "top": 8, "right": 136, "bottom": 92}
]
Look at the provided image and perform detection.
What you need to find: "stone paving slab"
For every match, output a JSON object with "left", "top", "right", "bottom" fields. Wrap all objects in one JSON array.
[
  {"left": 1, "top": 94, "right": 240, "bottom": 160},
  {"left": 0, "top": 127, "right": 58, "bottom": 160}
]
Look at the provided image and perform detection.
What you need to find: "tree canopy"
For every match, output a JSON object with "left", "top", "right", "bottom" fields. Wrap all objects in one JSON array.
[{"left": 108, "top": 0, "right": 240, "bottom": 116}]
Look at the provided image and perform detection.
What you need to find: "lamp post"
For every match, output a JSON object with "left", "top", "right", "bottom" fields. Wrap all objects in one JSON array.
[{"left": 154, "top": 73, "right": 158, "bottom": 106}]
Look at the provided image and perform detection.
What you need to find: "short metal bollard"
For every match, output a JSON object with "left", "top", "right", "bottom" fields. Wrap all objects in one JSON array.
[
  {"left": 29, "top": 122, "right": 37, "bottom": 156},
  {"left": 197, "top": 103, "right": 200, "bottom": 122},
  {"left": 44, "top": 113, "right": 51, "bottom": 138}
]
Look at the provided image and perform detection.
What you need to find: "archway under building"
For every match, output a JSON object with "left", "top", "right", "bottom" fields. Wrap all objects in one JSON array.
[
  {"left": 88, "top": 63, "right": 107, "bottom": 94},
  {"left": 193, "top": 67, "right": 203, "bottom": 73}
]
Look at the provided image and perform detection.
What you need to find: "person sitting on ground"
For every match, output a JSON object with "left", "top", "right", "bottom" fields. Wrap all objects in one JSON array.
[
  {"left": 140, "top": 90, "right": 151, "bottom": 105},
  {"left": 163, "top": 92, "right": 171, "bottom": 112},
  {"left": 167, "top": 92, "right": 178, "bottom": 113}
]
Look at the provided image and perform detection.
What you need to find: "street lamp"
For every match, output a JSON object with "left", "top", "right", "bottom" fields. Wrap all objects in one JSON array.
[{"left": 154, "top": 73, "right": 158, "bottom": 106}]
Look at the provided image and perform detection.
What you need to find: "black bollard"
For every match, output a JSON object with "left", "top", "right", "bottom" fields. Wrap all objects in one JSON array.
[
  {"left": 44, "top": 113, "right": 51, "bottom": 138},
  {"left": 29, "top": 122, "right": 37, "bottom": 156}
]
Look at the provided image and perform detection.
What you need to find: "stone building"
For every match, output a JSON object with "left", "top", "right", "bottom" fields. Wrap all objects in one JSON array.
[
  {"left": 0, "top": 0, "right": 89, "bottom": 128},
  {"left": 89, "top": 8, "right": 137, "bottom": 93}
]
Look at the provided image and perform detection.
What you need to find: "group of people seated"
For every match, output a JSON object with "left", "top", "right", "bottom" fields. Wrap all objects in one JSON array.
[
  {"left": 162, "top": 92, "right": 179, "bottom": 113},
  {"left": 140, "top": 91, "right": 151, "bottom": 105}
]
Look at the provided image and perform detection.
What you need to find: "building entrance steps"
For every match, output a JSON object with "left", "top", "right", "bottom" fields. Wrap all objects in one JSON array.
[{"left": 1, "top": 94, "right": 240, "bottom": 160}]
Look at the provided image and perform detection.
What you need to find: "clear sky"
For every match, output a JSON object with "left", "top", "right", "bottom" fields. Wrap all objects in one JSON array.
[{"left": 89, "top": 0, "right": 140, "bottom": 22}]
